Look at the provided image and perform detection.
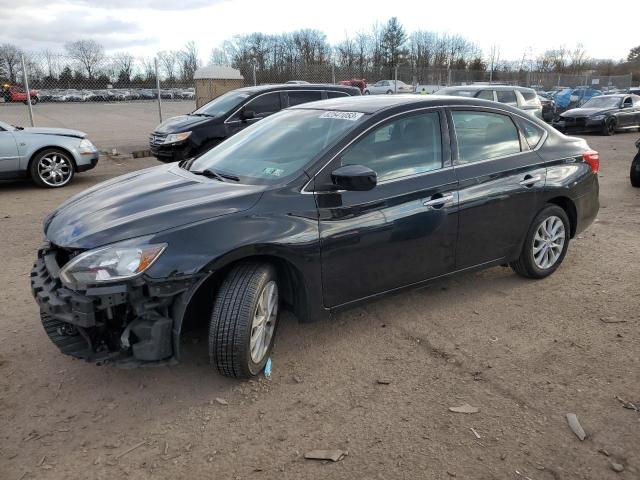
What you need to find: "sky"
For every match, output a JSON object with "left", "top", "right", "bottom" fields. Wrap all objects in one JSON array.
[{"left": 0, "top": 0, "right": 636, "bottom": 63}]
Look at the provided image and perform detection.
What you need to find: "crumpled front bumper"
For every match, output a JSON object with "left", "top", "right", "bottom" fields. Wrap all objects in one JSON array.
[{"left": 30, "top": 243, "right": 198, "bottom": 363}]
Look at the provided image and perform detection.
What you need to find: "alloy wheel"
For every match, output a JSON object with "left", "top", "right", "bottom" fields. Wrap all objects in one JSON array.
[
  {"left": 37, "top": 153, "right": 73, "bottom": 186},
  {"left": 532, "top": 216, "right": 565, "bottom": 269},
  {"left": 249, "top": 280, "right": 278, "bottom": 363}
]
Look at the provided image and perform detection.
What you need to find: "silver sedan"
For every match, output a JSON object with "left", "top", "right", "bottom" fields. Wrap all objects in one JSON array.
[{"left": 0, "top": 120, "right": 99, "bottom": 188}]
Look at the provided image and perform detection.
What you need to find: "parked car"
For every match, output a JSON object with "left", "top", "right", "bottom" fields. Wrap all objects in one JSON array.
[
  {"left": 339, "top": 79, "right": 367, "bottom": 94},
  {"left": 31, "top": 95, "right": 599, "bottom": 378},
  {"left": 0, "top": 120, "right": 98, "bottom": 187},
  {"left": 1, "top": 84, "right": 39, "bottom": 104},
  {"left": 631, "top": 138, "right": 640, "bottom": 187},
  {"left": 538, "top": 93, "right": 555, "bottom": 122},
  {"left": 285, "top": 80, "right": 310, "bottom": 84},
  {"left": 149, "top": 83, "right": 361, "bottom": 162},
  {"left": 364, "top": 80, "right": 414, "bottom": 94},
  {"left": 553, "top": 87, "right": 601, "bottom": 112},
  {"left": 437, "top": 85, "right": 543, "bottom": 119},
  {"left": 552, "top": 94, "right": 640, "bottom": 135}
]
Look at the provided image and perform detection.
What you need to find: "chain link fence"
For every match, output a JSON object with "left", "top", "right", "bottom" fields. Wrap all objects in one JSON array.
[{"left": 1, "top": 52, "right": 635, "bottom": 152}]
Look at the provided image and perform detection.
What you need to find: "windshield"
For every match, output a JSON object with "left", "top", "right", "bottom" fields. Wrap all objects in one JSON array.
[
  {"left": 192, "top": 90, "right": 251, "bottom": 117},
  {"left": 581, "top": 96, "right": 621, "bottom": 109},
  {"left": 189, "top": 108, "right": 367, "bottom": 184}
]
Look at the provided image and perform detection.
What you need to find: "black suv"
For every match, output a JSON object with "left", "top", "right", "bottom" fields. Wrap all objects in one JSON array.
[{"left": 149, "top": 84, "right": 361, "bottom": 162}]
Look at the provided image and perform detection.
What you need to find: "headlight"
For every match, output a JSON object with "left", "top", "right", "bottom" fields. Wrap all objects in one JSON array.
[
  {"left": 164, "top": 132, "right": 191, "bottom": 144},
  {"left": 60, "top": 243, "right": 167, "bottom": 289},
  {"left": 79, "top": 138, "right": 97, "bottom": 153},
  {"left": 589, "top": 114, "right": 605, "bottom": 121}
]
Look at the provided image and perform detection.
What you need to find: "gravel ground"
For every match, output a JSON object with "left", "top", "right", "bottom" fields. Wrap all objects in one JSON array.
[{"left": 0, "top": 133, "right": 639, "bottom": 480}]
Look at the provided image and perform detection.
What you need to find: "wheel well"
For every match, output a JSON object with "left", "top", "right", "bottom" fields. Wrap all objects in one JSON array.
[
  {"left": 27, "top": 146, "right": 77, "bottom": 178},
  {"left": 179, "top": 255, "right": 307, "bottom": 335},
  {"left": 547, "top": 197, "right": 577, "bottom": 238}
]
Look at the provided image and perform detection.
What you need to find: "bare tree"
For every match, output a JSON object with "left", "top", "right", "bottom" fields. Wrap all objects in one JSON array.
[
  {"left": 178, "top": 41, "right": 200, "bottom": 82},
  {"left": 113, "top": 52, "right": 134, "bottom": 84},
  {"left": 488, "top": 44, "right": 500, "bottom": 82},
  {"left": 0, "top": 43, "right": 22, "bottom": 83},
  {"left": 64, "top": 39, "right": 105, "bottom": 79},
  {"left": 209, "top": 47, "right": 230, "bottom": 66},
  {"left": 158, "top": 50, "right": 179, "bottom": 81}
]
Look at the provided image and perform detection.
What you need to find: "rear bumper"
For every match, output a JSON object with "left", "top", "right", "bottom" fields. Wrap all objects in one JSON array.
[{"left": 30, "top": 243, "right": 199, "bottom": 363}]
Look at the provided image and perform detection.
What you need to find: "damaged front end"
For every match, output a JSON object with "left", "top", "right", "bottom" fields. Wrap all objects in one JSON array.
[{"left": 30, "top": 242, "right": 200, "bottom": 364}]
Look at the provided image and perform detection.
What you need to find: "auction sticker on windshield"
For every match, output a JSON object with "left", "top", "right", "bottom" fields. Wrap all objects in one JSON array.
[{"left": 319, "top": 111, "right": 364, "bottom": 121}]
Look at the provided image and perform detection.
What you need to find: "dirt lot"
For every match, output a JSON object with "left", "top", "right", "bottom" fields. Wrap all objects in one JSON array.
[
  {"left": 1, "top": 133, "right": 639, "bottom": 480},
  {"left": 0, "top": 101, "right": 195, "bottom": 153}
]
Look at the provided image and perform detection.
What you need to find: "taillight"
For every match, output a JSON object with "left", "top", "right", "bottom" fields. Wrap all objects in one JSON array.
[{"left": 583, "top": 150, "right": 599, "bottom": 173}]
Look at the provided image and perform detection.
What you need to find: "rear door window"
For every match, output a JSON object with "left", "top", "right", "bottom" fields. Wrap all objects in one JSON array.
[
  {"left": 287, "top": 90, "right": 323, "bottom": 107},
  {"left": 245, "top": 92, "right": 281, "bottom": 118},
  {"left": 452, "top": 110, "right": 521, "bottom": 163},
  {"left": 477, "top": 90, "right": 495, "bottom": 101},
  {"left": 515, "top": 117, "right": 545, "bottom": 149},
  {"left": 327, "top": 91, "right": 349, "bottom": 99},
  {"left": 496, "top": 90, "right": 518, "bottom": 106},
  {"left": 623, "top": 97, "right": 633, "bottom": 108}
]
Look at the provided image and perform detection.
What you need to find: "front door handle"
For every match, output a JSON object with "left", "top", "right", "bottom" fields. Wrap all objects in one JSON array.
[
  {"left": 519, "top": 174, "right": 543, "bottom": 187},
  {"left": 423, "top": 193, "right": 454, "bottom": 209}
]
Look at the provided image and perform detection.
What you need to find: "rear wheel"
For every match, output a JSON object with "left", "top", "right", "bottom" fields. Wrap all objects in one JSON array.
[
  {"left": 510, "top": 205, "right": 570, "bottom": 279},
  {"left": 364, "top": 90, "right": 370, "bottom": 95},
  {"left": 209, "top": 262, "right": 279, "bottom": 378},
  {"left": 631, "top": 153, "right": 640, "bottom": 187},
  {"left": 602, "top": 117, "right": 616, "bottom": 136},
  {"left": 386, "top": 90, "right": 393, "bottom": 94},
  {"left": 29, "top": 148, "right": 75, "bottom": 188}
]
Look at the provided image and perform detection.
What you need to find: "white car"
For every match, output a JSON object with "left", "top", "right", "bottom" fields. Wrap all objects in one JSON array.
[{"left": 364, "top": 80, "right": 414, "bottom": 95}]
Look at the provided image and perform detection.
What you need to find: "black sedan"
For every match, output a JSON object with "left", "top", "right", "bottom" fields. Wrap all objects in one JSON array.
[
  {"left": 553, "top": 94, "right": 640, "bottom": 135},
  {"left": 31, "top": 95, "right": 599, "bottom": 378}
]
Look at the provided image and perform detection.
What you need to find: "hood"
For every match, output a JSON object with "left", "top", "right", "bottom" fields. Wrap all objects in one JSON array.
[
  {"left": 154, "top": 114, "right": 212, "bottom": 134},
  {"left": 561, "top": 107, "right": 616, "bottom": 118},
  {"left": 44, "top": 163, "right": 265, "bottom": 248},
  {"left": 23, "top": 127, "right": 86, "bottom": 138}
]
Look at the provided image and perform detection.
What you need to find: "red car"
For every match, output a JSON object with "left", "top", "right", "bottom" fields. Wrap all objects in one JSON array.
[
  {"left": 339, "top": 79, "right": 366, "bottom": 94},
  {"left": 1, "top": 84, "right": 39, "bottom": 104}
]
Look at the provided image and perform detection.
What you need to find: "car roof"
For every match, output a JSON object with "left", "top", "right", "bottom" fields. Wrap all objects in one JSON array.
[
  {"left": 442, "top": 84, "right": 535, "bottom": 92},
  {"left": 290, "top": 94, "right": 526, "bottom": 115},
  {"left": 233, "top": 83, "right": 360, "bottom": 94},
  {"left": 597, "top": 93, "right": 637, "bottom": 98}
]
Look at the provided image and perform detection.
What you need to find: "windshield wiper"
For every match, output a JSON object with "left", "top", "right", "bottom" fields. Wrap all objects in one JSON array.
[
  {"left": 191, "top": 113, "right": 213, "bottom": 117},
  {"left": 190, "top": 168, "right": 239, "bottom": 182}
]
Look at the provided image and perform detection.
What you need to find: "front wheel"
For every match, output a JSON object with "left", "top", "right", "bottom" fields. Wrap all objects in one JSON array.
[
  {"left": 209, "top": 262, "right": 279, "bottom": 378},
  {"left": 29, "top": 148, "right": 75, "bottom": 188},
  {"left": 510, "top": 205, "right": 570, "bottom": 279},
  {"left": 386, "top": 90, "right": 393, "bottom": 94},
  {"left": 602, "top": 118, "right": 616, "bottom": 136},
  {"left": 364, "top": 90, "right": 370, "bottom": 95},
  {"left": 631, "top": 153, "right": 640, "bottom": 187}
]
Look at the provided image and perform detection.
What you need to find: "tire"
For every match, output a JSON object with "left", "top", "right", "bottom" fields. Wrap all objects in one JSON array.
[
  {"left": 602, "top": 117, "right": 616, "bottom": 136},
  {"left": 510, "top": 205, "right": 570, "bottom": 279},
  {"left": 24, "top": 97, "right": 38, "bottom": 105},
  {"left": 631, "top": 152, "right": 640, "bottom": 188},
  {"left": 29, "top": 148, "right": 75, "bottom": 188},
  {"left": 386, "top": 90, "right": 393, "bottom": 94},
  {"left": 364, "top": 90, "right": 370, "bottom": 95},
  {"left": 209, "top": 262, "right": 279, "bottom": 378}
]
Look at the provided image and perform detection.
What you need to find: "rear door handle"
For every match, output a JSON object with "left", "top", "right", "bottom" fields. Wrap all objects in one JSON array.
[
  {"left": 519, "top": 174, "right": 543, "bottom": 187},
  {"left": 423, "top": 193, "right": 454, "bottom": 209}
]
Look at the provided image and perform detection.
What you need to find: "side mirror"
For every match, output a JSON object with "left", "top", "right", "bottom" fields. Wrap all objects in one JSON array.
[
  {"left": 240, "top": 108, "right": 255, "bottom": 121},
  {"left": 331, "top": 164, "right": 377, "bottom": 191}
]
